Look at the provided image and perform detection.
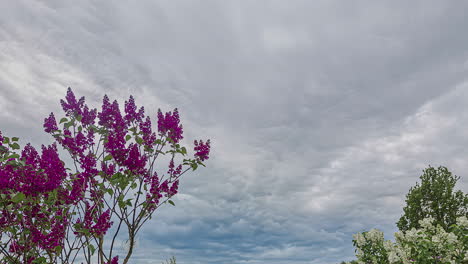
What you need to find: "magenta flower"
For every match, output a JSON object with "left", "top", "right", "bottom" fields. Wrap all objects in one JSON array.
[
  {"left": 145, "top": 172, "right": 162, "bottom": 206},
  {"left": 194, "top": 139, "right": 211, "bottom": 161},
  {"left": 93, "top": 209, "right": 113, "bottom": 236},
  {"left": 43, "top": 112, "right": 59, "bottom": 133},
  {"left": 124, "top": 95, "right": 145, "bottom": 125},
  {"left": 167, "top": 158, "right": 182, "bottom": 178},
  {"left": 168, "top": 180, "right": 179, "bottom": 196},
  {"left": 81, "top": 104, "right": 97, "bottom": 126},
  {"left": 125, "top": 144, "right": 147, "bottom": 174},
  {"left": 98, "top": 96, "right": 127, "bottom": 132},
  {"left": 157, "top": 108, "right": 183, "bottom": 143},
  {"left": 106, "top": 256, "right": 119, "bottom": 264},
  {"left": 60, "top": 87, "right": 85, "bottom": 117},
  {"left": 139, "top": 116, "right": 157, "bottom": 147}
]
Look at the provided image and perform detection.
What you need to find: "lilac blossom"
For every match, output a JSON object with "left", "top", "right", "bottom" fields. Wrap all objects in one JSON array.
[
  {"left": 157, "top": 108, "right": 183, "bottom": 143},
  {"left": 194, "top": 139, "right": 211, "bottom": 161}
]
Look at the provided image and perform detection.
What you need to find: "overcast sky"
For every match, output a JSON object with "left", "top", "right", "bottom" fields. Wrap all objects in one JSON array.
[{"left": 1, "top": 1, "right": 468, "bottom": 263}]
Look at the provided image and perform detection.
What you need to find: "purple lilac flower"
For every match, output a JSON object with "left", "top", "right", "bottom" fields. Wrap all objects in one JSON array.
[
  {"left": 106, "top": 256, "right": 119, "bottom": 264},
  {"left": 60, "top": 129, "right": 83, "bottom": 156},
  {"left": 157, "top": 108, "right": 183, "bottom": 143},
  {"left": 43, "top": 113, "right": 59, "bottom": 133},
  {"left": 81, "top": 104, "right": 97, "bottom": 126},
  {"left": 124, "top": 96, "right": 145, "bottom": 125},
  {"left": 101, "top": 162, "right": 116, "bottom": 179},
  {"left": 124, "top": 144, "right": 147, "bottom": 174},
  {"left": 104, "top": 130, "right": 128, "bottom": 165},
  {"left": 60, "top": 87, "right": 85, "bottom": 117},
  {"left": 194, "top": 139, "right": 211, "bottom": 161},
  {"left": 80, "top": 151, "right": 98, "bottom": 177},
  {"left": 167, "top": 159, "right": 182, "bottom": 178},
  {"left": 145, "top": 172, "right": 162, "bottom": 206},
  {"left": 93, "top": 209, "right": 113, "bottom": 236},
  {"left": 168, "top": 180, "right": 179, "bottom": 196},
  {"left": 139, "top": 116, "right": 157, "bottom": 147},
  {"left": 99, "top": 96, "right": 127, "bottom": 131},
  {"left": 39, "top": 144, "right": 67, "bottom": 191}
]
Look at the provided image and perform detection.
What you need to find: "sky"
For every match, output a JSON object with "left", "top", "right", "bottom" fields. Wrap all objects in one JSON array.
[{"left": 1, "top": 1, "right": 468, "bottom": 263}]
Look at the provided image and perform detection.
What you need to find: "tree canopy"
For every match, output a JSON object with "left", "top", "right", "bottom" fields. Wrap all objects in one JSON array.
[{"left": 396, "top": 166, "right": 467, "bottom": 233}]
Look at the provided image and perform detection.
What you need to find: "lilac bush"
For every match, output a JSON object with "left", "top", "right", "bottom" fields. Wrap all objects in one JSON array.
[{"left": 0, "top": 88, "right": 211, "bottom": 264}]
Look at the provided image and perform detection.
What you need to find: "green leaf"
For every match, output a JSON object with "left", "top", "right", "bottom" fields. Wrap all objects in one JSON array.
[
  {"left": 59, "top": 117, "right": 68, "bottom": 124},
  {"left": 11, "top": 137, "right": 19, "bottom": 142},
  {"left": 64, "top": 120, "right": 74, "bottom": 129},
  {"left": 103, "top": 154, "right": 113, "bottom": 161},
  {"left": 181, "top": 147, "right": 187, "bottom": 155},
  {"left": 118, "top": 200, "right": 125, "bottom": 208},
  {"left": 88, "top": 244, "right": 96, "bottom": 255},
  {"left": 135, "top": 136, "right": 143, "bottom": 145},
  {"left": 54, "top": 245, "right": 62, "bottom": 253},
  {"left": 107, "top": 188, "right": 114, "bottom": 196},
  {"left": 7, "top": 154, "right": 20, "bottom": 159},
  {"left": 76, "top": 114, "right": 83, "bottom": 122},
  {"left": 10, "top": 143, "right": 20, "bottom": 150},
  {"left": 3, "top": 137, "right": 9, "bottom": 144},
  {"left": 168, "top": 200, "right": 175, "bottom": 206},
  {"left": 0, "top": 145, "right": 8, "bottom": 153},
  {"left": 11, "top": 192, "right": 25, "bottom": 203},
  {"left": 32, "top": 256, "right": 47, "bottom": 264},
  {"left": 125, "top": 134, "right": 132, "bottom": 141},
  {"left": 126, "top": 199, "right": 133, "bottom": 206},
  {"left": 130, "top": 182, "right": 137, "bottom": 189},
  {"left": 119, "top": 177, "right": 130, "bottom": 189}
]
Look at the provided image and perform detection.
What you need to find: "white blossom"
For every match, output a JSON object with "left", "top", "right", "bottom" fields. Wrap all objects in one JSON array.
[
  {"left": 365, "top": 228, "right": 384, "bottom": 243},
  {"left": 456, "top": 216, "right": 468, "bottom": 228},
  {"left": 353, "top": 232, "right": 366, "bottom": 247}
]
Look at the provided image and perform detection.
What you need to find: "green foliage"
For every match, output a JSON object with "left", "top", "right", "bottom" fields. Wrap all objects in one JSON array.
[{"left": 397, "top": 166, "right": 468, "bottom": 233}]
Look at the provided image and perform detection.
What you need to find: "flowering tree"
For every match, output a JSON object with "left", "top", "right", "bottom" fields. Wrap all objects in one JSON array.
[
  {"left": 349, "top": 216, "right": 468, "bottom": 264},
  {"left": 0, "top": 88, "right": 211, "bottom": 264}
]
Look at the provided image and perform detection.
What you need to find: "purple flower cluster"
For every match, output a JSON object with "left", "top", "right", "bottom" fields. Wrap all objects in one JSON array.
[
  {"left": 75, "top": 203, "right": 113, "bottom": 237},
  {"left": 0, "top": 143, "right": 66, "bottom": 195},
  {"left": 194, "top": 139, "right": 211, "bottom": 161},
  {"left": 139, "top": 116, "right": 157, "bottom": 147},
  {"left": 145, "top": 172, "right": 162, "bottom": 206},
  {"left": 157, "top": 108, "right": 183, "bottom": 143},
  {"left": 124, "top": 95, "right": 145, "bottom": 125},
  {"left": 106, "top": 256, "right": 119, "bottom": 264},
  {"left": 0, "top": 139, "right": 71, "bottom": 259},
  {"left": 0, "top": 87, "right": 211, "bottom": 263},
  {"left": 60, "top": 88, "right": 97, "bottom": 127},
  {"left": 44, "top": 113, "right": 59, "bottom": 133}
]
